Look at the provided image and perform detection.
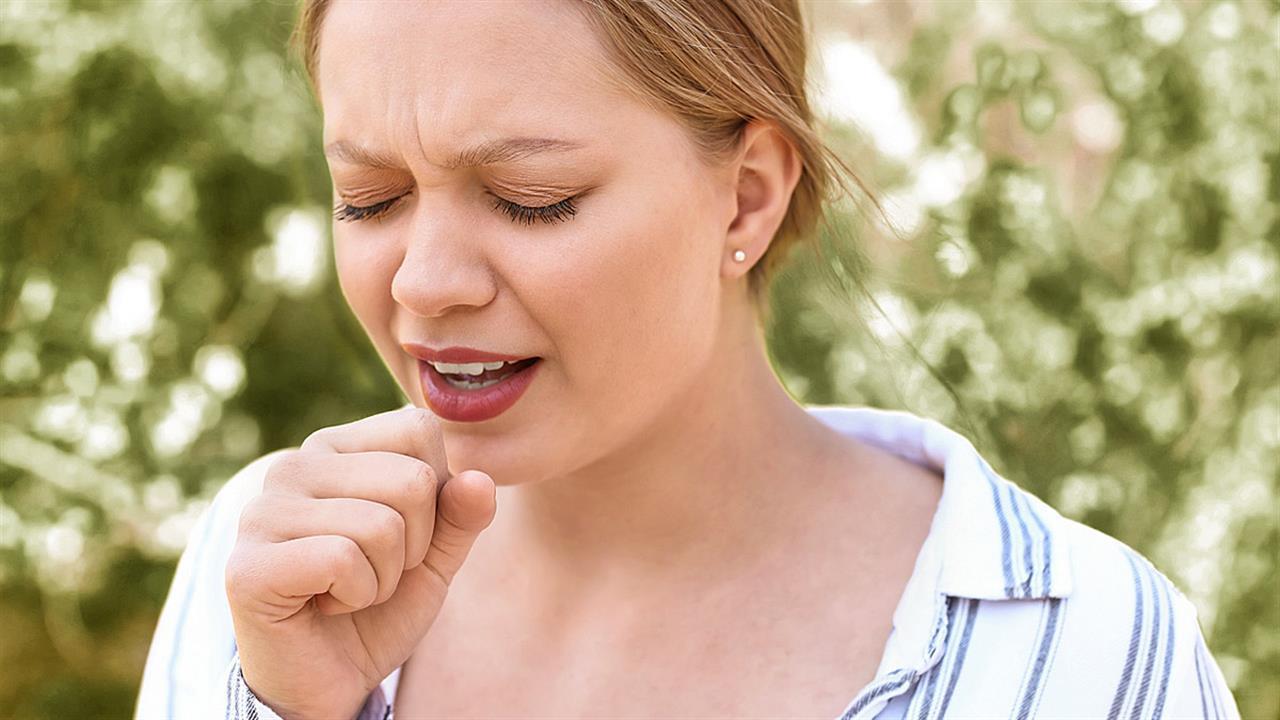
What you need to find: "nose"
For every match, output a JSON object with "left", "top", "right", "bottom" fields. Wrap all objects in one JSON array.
[{"left": 390, "top": 203, "right": 497, "bottom": 318}]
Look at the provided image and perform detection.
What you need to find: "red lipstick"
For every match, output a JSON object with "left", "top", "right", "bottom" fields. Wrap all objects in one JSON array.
[
  {"left": 403, "top": 343, "right": 542, "bottom": 422},
  {"left": 402, "top": 344, "right": 537, "bottom": 364}
]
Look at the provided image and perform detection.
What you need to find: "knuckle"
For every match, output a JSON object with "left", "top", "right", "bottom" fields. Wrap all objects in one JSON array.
[
  {"left": 299, "top": 426, "right": 338, "bottom": 451},
  {"left": 408, "top": 407, "right": 442, "bottom": 443},
  {"left": 224, "top": 546, "right": 261, "bottom": 603},
  {"left": 327, "top": 539, "right": 376, "bottom": 610},
  {"left": 369, "top": 505, "right": 406, "bottom": 548},
  {"left": 236, "top": 500, "right": 272, "bottom": 539},
  {"left": 334, "top": 535, "right": 367, "bottom": 571},
  {"left": 224, "top": 552, "right": 243, "bottom": 591},
  {"left": 407, "top": 461, "right": 438, "bottom": 508},
  {"left": 264, "top": 451, "right": 308, "bottom": 491}
]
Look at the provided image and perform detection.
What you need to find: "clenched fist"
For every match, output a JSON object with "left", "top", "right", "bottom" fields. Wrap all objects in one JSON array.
[{"left": 224, "top": 406, "right": 496, "bottom": 719}]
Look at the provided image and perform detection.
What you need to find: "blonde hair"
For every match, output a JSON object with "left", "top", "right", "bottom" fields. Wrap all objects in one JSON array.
[{"left": 292, "top": 0, "right": 882, "bottom": 321}]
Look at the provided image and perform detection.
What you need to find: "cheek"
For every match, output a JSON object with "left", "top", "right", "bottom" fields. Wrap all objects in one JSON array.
[
  {"left": 334, "top": 233, "right": 407, "bottom": 374},
  {"left": 335, "top": 233, "right": 387, "bottom": 322},
  {"left": 520, "top": 182, "right": 717, "bottom": 395}
]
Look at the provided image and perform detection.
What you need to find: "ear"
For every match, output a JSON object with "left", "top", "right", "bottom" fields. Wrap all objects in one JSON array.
[{"left": 722, "top": 119, "right": 802, "bottom": 278}]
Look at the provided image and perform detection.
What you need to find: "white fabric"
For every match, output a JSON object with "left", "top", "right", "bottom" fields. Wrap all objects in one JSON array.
[{"left": 135, "top": 405, "right": 1240, "bottom": 719}]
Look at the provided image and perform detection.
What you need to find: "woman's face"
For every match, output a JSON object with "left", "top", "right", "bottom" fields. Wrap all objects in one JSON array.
[{"left": 316, "top": 0, "right": 740, "bottom": 484}]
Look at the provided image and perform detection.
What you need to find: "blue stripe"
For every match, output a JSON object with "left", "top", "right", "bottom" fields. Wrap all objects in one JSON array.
[
  {"left": 1107, "top": 553, "right": 1146, "bottom": 719},
  {"left": 247, "top": 680, "right": 260, "bottom": 720},
  {"left": 912, "top": 597, "right": 959, "bottom": 719},
  {"left": 912, "top": 657, "right": 943, "bottom": 720},
  {"left": 225, "top": 653, "right": 236, "bottom": 720},
  {"left": 839, "top": 600, "right": 953, "bottom": 720},
  {"left": 233, "top": 655, "right": 242, "bottom": 720},
  {"left": 1193, "top": 639, "right": 1212, "bottom": 720},
  {"left": 1015, "top": 597, "right": 1064, "bottom": 719},
  {"left": 841, "top": 669, "right": 916, "bottom": 719},
  {"left": 936, "top": 599, "right": 979, "bottom": 717},
  {"left": 981, "top": 465, "right": 1017, "bottom": 595},
  {"left": 1023, "top": 491, "right": 1053, "bottom": 596},
  {"left": 1004, "top": 482, "right": 1035, "bottom": 597},
  {"left": 1130, "top": 555, "right": 1163, "bottom": 720},
  {"left": 1150, "top": 571, "right": 1177, "bottom": 718},
  {"left": 166, "top": 493, "right": 223, "bottom": 719}
]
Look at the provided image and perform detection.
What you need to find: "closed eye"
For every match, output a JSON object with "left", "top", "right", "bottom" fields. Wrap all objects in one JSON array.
[
  {"left": 333, "top": 191, "right": 581, "bottom": 226},
  {"left": 333, "top": 196, "right": 403, "bottom": 223},
  {"left": 489, "top": 193, "right": 579, "bottom": 226}
]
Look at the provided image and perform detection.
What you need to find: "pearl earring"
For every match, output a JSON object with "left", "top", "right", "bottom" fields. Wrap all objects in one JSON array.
[{"left": 732, "top": 249, "right": 747, "bottom": 263}]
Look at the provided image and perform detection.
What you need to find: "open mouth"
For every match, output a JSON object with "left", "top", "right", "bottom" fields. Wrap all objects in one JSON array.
[
  {"left": 419, "top": 357, "right": 543, "bottom": 422},
  {"left": 435, "top": 357, "right": 541, "bottom": 390}
]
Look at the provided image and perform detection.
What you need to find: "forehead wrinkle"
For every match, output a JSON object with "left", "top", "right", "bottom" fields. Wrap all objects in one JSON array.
[
  {"left": 445, "top": 137, "right": 587, "bottom": 170},
  {"left": 324, "top": 140, "right": 404, "bottom": 169},
  {"left": 328, "top": 135, "right": 588, "bottom": 171},
  {"left": 319, "top": 3, "right": 632, "bottom": 175}
]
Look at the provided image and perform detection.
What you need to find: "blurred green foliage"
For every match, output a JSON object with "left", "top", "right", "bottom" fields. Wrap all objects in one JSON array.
[{"left": 0, "top": 0, "right": 1276, "bottom": 718}]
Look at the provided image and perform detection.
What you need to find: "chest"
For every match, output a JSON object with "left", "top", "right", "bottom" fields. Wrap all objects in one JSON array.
[
  {"left": 391, "top": 574, "right": 896, "bottom": 717},
  {"left": 390, "top": 435, "right": 941, "bottom": 717}
]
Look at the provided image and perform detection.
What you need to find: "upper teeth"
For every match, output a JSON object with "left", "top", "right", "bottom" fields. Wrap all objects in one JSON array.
[{"left": 429, "top": 360, "right": 512, "bottom": 376}]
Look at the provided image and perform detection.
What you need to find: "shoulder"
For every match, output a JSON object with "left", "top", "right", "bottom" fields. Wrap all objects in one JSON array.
[
  {"left": 774, "top": 406, "right": 1238, "bottom": 715},
  {"left": 993, "top": 481, "right": 1204, "bottom": 654},
  {"left": 934, "top": 485, "right": 1228, "bottom": 717},
  {"left": 1052, "top": 510, "right": 1200, "bottom": 639},
  {"left": 999, "top": 491, "right": 1218, "bottom": 716}
]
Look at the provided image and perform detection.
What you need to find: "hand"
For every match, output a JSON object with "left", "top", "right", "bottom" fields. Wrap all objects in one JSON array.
[{"left": 224, "top": 406, "right": 496, "bottom": 720}]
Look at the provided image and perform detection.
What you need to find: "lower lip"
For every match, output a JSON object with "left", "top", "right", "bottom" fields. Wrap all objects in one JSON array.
[{"left": 420, "top": 359, "right": 542, "bottom": 422}]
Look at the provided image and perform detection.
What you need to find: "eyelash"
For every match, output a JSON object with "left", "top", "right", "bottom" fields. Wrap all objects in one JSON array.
[
  {"left": 493, "top": 195, "right": 579, "bottom": 226},
  {"left": 332, "top": 192, "right": 579, "bottom": 226},
  {"left": 332, "top": 197, "right": 400, "bottom": 222}
]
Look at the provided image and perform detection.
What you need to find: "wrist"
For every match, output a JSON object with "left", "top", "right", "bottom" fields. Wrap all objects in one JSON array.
[{"left": 230, "top": 654, "right": 375, "bottom": 720}]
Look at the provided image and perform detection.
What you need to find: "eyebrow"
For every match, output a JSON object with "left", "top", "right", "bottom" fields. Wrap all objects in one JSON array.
[{"left": 323, "top": 136, "right": 586, "bottom": 170}]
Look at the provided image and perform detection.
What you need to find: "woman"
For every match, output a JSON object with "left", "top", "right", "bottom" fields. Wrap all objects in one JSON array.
[{"left": 136, "top": 1, "right": 1240, "bottom": 718}]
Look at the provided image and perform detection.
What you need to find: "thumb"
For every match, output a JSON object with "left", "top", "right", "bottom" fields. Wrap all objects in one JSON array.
[{"left": 421, "top": 470, "right": 497, "bottom": 589}]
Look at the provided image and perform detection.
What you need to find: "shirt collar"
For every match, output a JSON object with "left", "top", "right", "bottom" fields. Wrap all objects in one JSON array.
[
  {"left": 806, "top": 404, "right": 1074, "bottom": 601},
  {"left": 806, "top": 405, "right": 1075, "bottom": 674}
]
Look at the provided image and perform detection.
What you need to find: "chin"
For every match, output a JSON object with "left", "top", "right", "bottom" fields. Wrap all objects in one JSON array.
[
  {"left": 438, "top": 428, "right": 540, "bottom": 487},
  {"left": 396, "top": 381, "right": 558, "bottom": 487}
]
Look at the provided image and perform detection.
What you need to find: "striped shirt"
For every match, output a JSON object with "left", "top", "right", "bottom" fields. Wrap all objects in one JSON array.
[{"left": 135, "top": 405, "right": 1241, "bottom": 719}]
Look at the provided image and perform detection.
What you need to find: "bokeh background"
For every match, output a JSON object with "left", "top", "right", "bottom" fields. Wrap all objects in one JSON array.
[{"left": 1, "top": 0, "right": 1276, "bottom": 717}]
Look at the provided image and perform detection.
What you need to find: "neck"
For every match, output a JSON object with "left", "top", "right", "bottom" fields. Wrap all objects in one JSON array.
[{"left": 489, "top": 300, "right": 850, "bottom": 613}]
